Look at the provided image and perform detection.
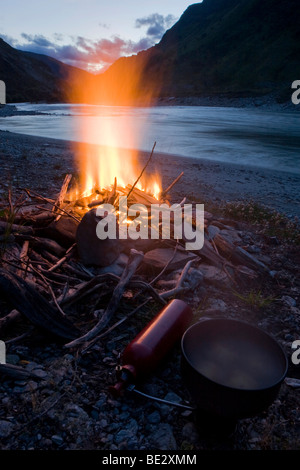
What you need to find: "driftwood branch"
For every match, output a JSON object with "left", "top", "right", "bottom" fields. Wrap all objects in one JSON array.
[
  {"left": 127, "top": 142, "right": 156, "bottom": 200},
  {"left": 161, "top": 171, "right": 184, "bottom": 196},
  {"left": 65, "top": 249, "right": 144, "bottom": 349},
  {"left": 53, "top": 174, "right": 72, "bottom": 216}
]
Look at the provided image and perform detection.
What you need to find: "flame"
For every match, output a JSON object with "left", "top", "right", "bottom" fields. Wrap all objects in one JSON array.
[{"left": 65, "top": 52, "right": 163, "bottom": 203}]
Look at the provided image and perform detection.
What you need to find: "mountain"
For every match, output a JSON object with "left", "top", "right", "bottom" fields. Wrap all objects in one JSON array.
[
  {"left": 1, "top": 0, "right": 300, "bottom": 104},
  {"left": 96, "top": 0, "right": 300, "bottom": 103},
  {"left": 0, "top": 38, "right": 91, "bottom": 102}
]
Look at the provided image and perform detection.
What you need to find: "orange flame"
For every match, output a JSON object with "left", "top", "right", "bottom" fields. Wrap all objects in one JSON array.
[{"left": 65, "top": 52, "right": 163, "bottom": 201}]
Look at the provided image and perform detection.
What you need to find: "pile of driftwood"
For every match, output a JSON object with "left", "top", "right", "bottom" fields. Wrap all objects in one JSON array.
[{"left": 0, "top": 169, "right": 271, "bottom": 367}]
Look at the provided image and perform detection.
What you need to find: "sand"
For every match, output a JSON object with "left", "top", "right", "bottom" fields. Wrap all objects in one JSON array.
[{"left": 0, "top": 129, "right": 299, "bottom": 218}]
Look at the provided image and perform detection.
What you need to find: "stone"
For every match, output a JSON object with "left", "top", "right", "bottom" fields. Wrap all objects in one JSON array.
[
  {"left": 39, "top": 216, "right": 79, "bottom": 248},
  {"left": 182, "top": 422, "right": 201, "bottom": 445},
  {"left": 205, "top": 298, "right": 228, "bottom": 313},
  {"left": 0, "top": 420, "right": 14, "bottom": 438},
  {"left": 164, "top": 391, "right": 183, "bottom": 404},
  {"left": 206, "top": 225, "right": 220, "bottom": 241},
  {"left": 51, "top": 435, "right": 64, "bottom": 446},
  {"left": 143, "top": 248, "right": 197, "bottom": 272},
  {"left": 6, "top": 354, "right": 20, "bottom": 365},
  {"left": 148, "top": 411, "right": 161, "bottom": 424},
  {"left": 220, "top": 229, "right": 242, "bottom": 244},
  {"left": 96, "top": 252, "right": 128, "bottom": 276},
  {"left": 198, "top": 264, "right": 230, "bottom": 286},
  {"left": 281, "top": 296, "right": 297, "bottom": 307},
  {"left": 149, "top": 423, "right": 177, "bottom": 450},
  {"left": 76, "top": 208, "right": 122, "bottom": 266}
]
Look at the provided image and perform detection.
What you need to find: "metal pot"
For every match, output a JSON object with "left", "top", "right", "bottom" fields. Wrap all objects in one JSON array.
[{"left": 181, "top": 318, "right": 288, "bottom": 420}]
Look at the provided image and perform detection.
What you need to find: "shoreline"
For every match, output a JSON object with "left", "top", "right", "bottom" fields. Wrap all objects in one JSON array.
[{"left": 0, "top": 129, "right": 299, "bottom": 218}]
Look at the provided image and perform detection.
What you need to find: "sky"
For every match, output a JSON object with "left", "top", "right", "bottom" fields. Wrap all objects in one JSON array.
[{"left": 0, "top": 0, "right": 196, "bottom": 72}]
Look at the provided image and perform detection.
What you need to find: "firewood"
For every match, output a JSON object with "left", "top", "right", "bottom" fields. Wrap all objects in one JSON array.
[
  {"left": 0, "top": 268, "right": 80, "bottom": 341},
  {"left": 0, "top": 309, "right": 22, "bottom": 334},
  {"left": 16, "top": 240, "right": 29, "bottom": 278},
  {"left": 126, "top": 142, "right": 156, "bottom": 201},
  {"left": 65, "top": 249, "right": 144, "bottom": 349},
  {"left": 0, "top": 363, "right": 42, "bottom": 381},
  {"left": 161, "top": 172, "right": 184, "bottom": 197},
  {"left": 15, "top": 235, "right": 66, "bottom": 258},
  {"left": 52, "top": 174, "right": 72, "bottom": 214},
  {"left": 0, "top": 221, "right": 33, "bottom": 235},
  {"left": 214, "top": 233, "right": 269, "bottom": 274},
  {"left": 47, "top": 243, "right": 76, "bottom": 273}
]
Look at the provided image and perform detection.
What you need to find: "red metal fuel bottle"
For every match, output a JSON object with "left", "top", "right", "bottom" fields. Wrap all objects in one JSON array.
[{"left": 110, "top": 299, "right": 193, "bottom": 396}]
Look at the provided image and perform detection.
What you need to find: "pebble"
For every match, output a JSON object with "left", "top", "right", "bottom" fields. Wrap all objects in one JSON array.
[
  {"left": 0, "top": 420, "right": 14, "bottom": 438},
  {"left": 182, "top": 422, "right": 200, "bottom": 444},
  {"left": 51, "top": 435, "right": 64, "bottom": 446},
  {"left": 149, "top": 423, "right": 177, "bottom": 450},
  {"left": 148, "top": 411, "right": 161, "bottom": 424},
  {"left": 281, "top": 296, "right": 297, "bottom": 307}
]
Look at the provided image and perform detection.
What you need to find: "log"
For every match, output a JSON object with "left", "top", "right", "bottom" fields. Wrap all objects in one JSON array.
[
  {"left": 214, "top": 234, "right": 269, "bottom": 274},
  {"left": 0, "top": 268, "right": 80, "bottom": 341},
  {"left": 15, "top": 235, "right": 66, "bottom": 258},
  {"left": 0, "top": 309, "right": 22, "bottom": 334},
  {"left": 53, "top": 174, "right": 72, "bottom": 214},
  {"left": 65, "top": 249, "right": 144, "bottom": 348},
  {"left": 0, "top": 221, "right": 33, "bottom": 235},
  {"left": 0, "top": 363, "right": 42, "bottom": 381}
]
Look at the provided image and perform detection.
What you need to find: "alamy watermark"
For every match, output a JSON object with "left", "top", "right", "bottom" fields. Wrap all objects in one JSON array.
[
  {"left": 0, "top": 80, "right": 6, "bottom": 105},
  {"left": 291, "top": 340, "right": 300, "bottom": 365},
  {"left": 95, "top": 197, "right": 204, "bottom": 251},
  {"left": 0, "top": 340, "right": 6, "bottom": 364},
  {"left": 291, "top": 80, "right": 300, "bottom": 105}
]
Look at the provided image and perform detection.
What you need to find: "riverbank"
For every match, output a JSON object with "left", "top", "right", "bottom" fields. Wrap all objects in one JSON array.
[{"left": 0, "top": 129, "right": 299, "bottom": 218}]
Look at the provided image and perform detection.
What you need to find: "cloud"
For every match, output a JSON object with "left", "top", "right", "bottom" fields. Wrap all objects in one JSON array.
[
  {"left": 0, "top": 13, "right": 177, "bottom": 73},
  {"left": 135, "top": 13, "right": 177, "bottom": 40}
]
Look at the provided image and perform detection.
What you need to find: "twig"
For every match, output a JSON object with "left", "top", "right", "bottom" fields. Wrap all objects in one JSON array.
[
  {"left": 81, "top": 299, "right": 150, "bottom": 354},
  {"left": 127, "top": 142, "right": 156, "bottom": 200},
  {"left": 161, "top": 172, "right": 184, "bottom": 196},
  {"left": 149, "top": 241, "right": 179, "bottom": 286},
  {"left": 65, "top": 249, "right": 144, "bottom": 349},
  {"left": 16, "top": 240, "right": 29, "bottom": 278},
  {"left": 0, "top": 309, "right": 22, "bottom": 335},
  {"left": 53, "top": 174, "right": 72, "bottom": 214},
  {"left": 23, "top": 189, "right": 80, "bottom": 223},
  {"left": 47, "top": 243, "right": 76, "bottom": 273},
  {"left": 160, "top": 259, "right": 196, "bottom": 299}
]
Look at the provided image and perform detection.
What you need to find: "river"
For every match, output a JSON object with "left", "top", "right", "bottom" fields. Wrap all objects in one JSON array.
[{"left": 0, "top": 103, "right": 299, "bottom": 174}]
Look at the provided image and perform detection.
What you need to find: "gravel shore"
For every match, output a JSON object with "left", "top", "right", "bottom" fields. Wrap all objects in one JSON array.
[{"left": 0, "top": 129, "right": 299, "bottom": 218}]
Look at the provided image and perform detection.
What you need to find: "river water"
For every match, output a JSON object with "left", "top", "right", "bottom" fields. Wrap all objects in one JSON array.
[{"left": 0, "top": 103, "right": 299, "bottom": 174}]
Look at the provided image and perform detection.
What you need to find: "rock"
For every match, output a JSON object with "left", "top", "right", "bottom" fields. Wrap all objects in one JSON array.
[
  {"left": 6, "top": 354, "right": 20, "bottom": 365},
  {"left": 206, "top": 225, "right": 220, "bottom": 241},
  {"left": 149, "top": 423, "right": 177, "bottom": 450},
  {"left": 38, "top": 216, "right": 79, "bottom": 248},
  {"left": 182, "top": 422, "right": 200, "bottom": 445},
  {"left": 51, "top": 435, "right": 64, "bottom": 446},
  {"left": 76, "top": 208, "right": 122, "bottom": 266},
  {"left": 198, "top": 264, "right": 230, "bottom": 286},
  {"left": 148, "top": 411, "right": 161, "bottom": 424},
  {"left": 115, "top": 419, "right": 138, "bottom": 444},
  {"left": 205, "top": 298, "right": 228, "bottom": 313},
  {"left": 164, "top": 391, "right": 183, "bottom": 405},
  {"left": 0, "top": 420, "right": 14, "bottom": 438},
  {"left": 96, "top": 252, "right": 128, "bottom": 276},
  {"left": 281, "top": 296, "right": 297, "bottom": 307},
  {"left": 143, "top": 248, "right": 197, "bottom": 272},
  {"left": 220, "top": 229, "right": 242, "bottom": 244},
  {"left": 285, "top": 378, "right": 300, "bottom": 388}
]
